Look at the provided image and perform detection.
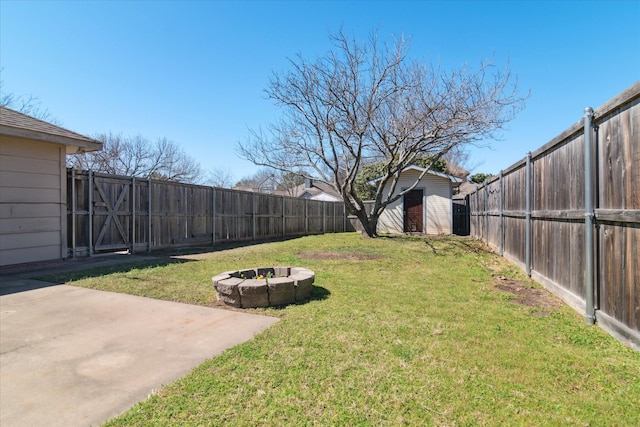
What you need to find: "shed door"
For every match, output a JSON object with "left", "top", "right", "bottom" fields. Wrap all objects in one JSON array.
[{"left": 404, "top": 190, "right": 424, "bottom": 232}]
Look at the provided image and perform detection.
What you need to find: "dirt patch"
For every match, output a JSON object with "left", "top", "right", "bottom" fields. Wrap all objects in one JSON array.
[
  {"left": 298, "top": 251, "right": 383, "bottom": 261},
  {"left": 494, "top": 277, "right": 563, "bottom": 314}
]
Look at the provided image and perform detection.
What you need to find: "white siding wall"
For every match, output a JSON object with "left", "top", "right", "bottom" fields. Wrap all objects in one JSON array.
[
  {"left": 377, "top": 190, "right": 404, "bottom": 234},
  {"left": 0, "top": 136, "right": 66, "bottom": 266},
  {"left": 377, "top": 170, "right": 453, "bottom": 235},
  {"left": 425, "top": 175, "right": 452, "bottom": 234}
]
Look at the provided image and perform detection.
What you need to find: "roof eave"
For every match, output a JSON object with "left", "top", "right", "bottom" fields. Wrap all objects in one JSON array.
[
  {"left": 0, "top": 125, "right": 103, "bottom": 153},
  {"left": 367, "top": 165, "right": 463, "bottom": 185}
]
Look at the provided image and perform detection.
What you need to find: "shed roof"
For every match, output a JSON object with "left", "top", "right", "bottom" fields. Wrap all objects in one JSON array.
[
  {"left": 0, "top": 106, "right": 102, "bottom": 153},
  {"left": 368, "top": 164, "right": 464, "bottom": 185}
]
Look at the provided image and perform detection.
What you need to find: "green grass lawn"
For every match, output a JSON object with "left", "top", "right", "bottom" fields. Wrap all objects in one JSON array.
[{"left": 44, "top": 234, "right": 640, "bottom": 426}]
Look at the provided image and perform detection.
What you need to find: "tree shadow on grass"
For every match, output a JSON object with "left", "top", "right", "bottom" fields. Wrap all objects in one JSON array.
[
  {"left": 151, "top": 235, "right": 309, "bottom": 257},
  {"left": 37, "top": 258, "right": 195, "bottom": 285},
  {"left": 378, "top": 234, "right": 484, "bottom": 256},
  {"left": 424, "top": 237, "right": 487, "bottom": 256},
  {"left": 1, "top": 255, "right": 199, "bottom": 296}
]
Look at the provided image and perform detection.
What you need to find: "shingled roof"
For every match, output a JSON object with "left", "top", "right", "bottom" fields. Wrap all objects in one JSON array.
[
  {"left": 0, "top": 106, "right": 102, "bottom": 153},
  {"left": 293, "top": 179, "right": 342, "bottom": 201}
]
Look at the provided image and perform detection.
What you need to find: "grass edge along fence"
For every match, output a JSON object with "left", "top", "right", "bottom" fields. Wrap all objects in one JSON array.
[
  {"left": 468, "top": 81, "right": 639, "bottom": 350},
  {"left": 67, "top": 172, "right": 352, "bottom": 257}
]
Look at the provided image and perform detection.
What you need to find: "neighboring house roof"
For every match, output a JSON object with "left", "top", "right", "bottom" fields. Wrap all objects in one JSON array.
[
  {"left": 233, "top": 185, "right": 260, "bottom": 193},
  {"left": 454, "top": 181, "right": 479, "bottom": 197},
  {"left": 0, "top": 106, "right": 102, "bottom": 153},
  {"left": 368, "top": 164, "right": 464, "bottom": 185},
  {"left": 293, "top": 179, "right": 342, "bottom": 202},
  {"left": 233, "top": 180, "right": 342, "bottom": 201},
  {"left": 443, "top": 159, "right": 470, "bottom": 181}
]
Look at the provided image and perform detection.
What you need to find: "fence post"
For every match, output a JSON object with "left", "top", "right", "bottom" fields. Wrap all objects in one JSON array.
[
  {"left": 331, "top": 202, "right": 336, "bottom": 232},
  {"left": 131, "top": 176, "right": 136, "bottom": 254},
  {"left": 212, "top": 187, "right": 216, "bottom": 246},
  {"left": 525, "top": 152, "right": 532, "bottom": 277},
  {"left": 584, "top": 107, "right": 596, "bottom": 325},
  {"left": 483, "top": 180, "right": 489, "bottom": 241},
  {"left": 343, "top": 203, "right": 347, "bottom": 232},
  {"left": 305, "top": 199, "right": 309, "bottom": 234},
  {"left": 499, "top": 170, "right": 504, "bottom": 256},
  {"left": 282, "top": 196, "right": 286, "bottom": 237},
  {"left": 147, "top": 178, "right": 151, "bottom": 253},
  {"left": 252, "top": 192, "right": 257, "bottom": 241},
  {"left": 475, "top": 189, "right": 479, "bottom": 238},
  {"left": 88, "top": 170, "right": 94, "bottom": 257},
  {"left": 71, "top": 169, "right": 76, "bottom": 259},
  {"left": 236, "top": 191, "right": 241, "bottom": 241}
]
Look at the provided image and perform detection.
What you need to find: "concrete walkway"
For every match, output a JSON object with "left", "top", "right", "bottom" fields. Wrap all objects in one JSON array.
[{"left": 0, "top": 257, "right": 279, "bottom": 427}]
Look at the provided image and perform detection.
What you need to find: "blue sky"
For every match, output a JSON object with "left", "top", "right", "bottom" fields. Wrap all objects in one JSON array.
[{"left": 1, "top": 0, "right": 638, "bottom": 182}]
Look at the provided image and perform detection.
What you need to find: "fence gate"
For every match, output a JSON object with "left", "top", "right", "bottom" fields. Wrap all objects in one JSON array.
[
  {"left": 91, "top": 175, "right": 132, "bottom": 253},
  {"left": 452, "top": 195, "right": 470, "bottom": 236},
  {"left": 68, "top": 170, "right": 139, "bottom": 257}
]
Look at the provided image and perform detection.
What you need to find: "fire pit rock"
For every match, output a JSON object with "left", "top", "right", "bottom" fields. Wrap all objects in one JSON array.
[{"left": 212, "top": 267, "right": 315, "bottom": 308}]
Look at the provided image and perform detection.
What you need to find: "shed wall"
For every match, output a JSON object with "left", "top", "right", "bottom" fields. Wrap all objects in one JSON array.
[
  {"left": 377, "top": 171, "right": 453, "bottom": 235},
  {"left": 0, "top": 136, "right": 66, "bottom": 266}
]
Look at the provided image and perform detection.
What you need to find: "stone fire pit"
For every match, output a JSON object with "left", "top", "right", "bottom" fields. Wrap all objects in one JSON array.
[{"left": 212, "top": 267, "right": 315, "bottom": 308}]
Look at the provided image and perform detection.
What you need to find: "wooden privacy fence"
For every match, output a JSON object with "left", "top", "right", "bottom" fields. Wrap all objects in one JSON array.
[
  {"left": 469, "top": 82, "right": 639, "bottom": 349},
  {"left": 67, "top": 170, "right": 352, "bottom": 256}
]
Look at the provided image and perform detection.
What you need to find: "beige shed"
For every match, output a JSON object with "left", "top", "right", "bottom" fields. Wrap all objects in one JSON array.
[
  {"left": 375, "top": 165, "right": 462, "bottom": 235},
  {"left": 0, "top": 107, "right": 102, "bottom": 266}
]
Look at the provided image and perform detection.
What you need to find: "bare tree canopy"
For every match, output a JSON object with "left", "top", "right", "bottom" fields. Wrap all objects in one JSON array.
[
  {"left": 68, "top": 132, "right": 202, "bottom": 184},
  {"left": 234, "top": 168, "right": 304, "bottom": 196},
  {"left": 206, "top": 167, "right": 235, "bottom": 188},
  {"left": 235, "top": 168, "right": 280, "bottom": 192},
  {"left": 0, "top": 77, "right": 59, "bottom": 124},
  {"left": 442, "top": 146, "right": 478, "bottom": 181},
  {"left": 238, "top": 30, "right": 527, "bottom": 237}
]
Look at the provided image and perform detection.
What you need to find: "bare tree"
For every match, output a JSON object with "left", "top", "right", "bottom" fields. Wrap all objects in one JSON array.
[
  {"left": 234, "top": 168, "right": 279, "bottom": 192},
  {"left": 238, "top": 31, "right": 526, "bottom": 237},
  {"left": 442, "top": 146, "right": 481, "bottom": 181},
  {"left": 68, "top": 133, "right": 202, "bottom": 184},
  {"left": 206, "top": 167, "right": 235, "bottom": 188},
  {"left": 150, "top": 137, "right": 202, "bottom": 183},
  {"left": 276, "top": 171, "right": 305, "bottom": 196},
  {"left": 0, "top": 76, "right": 59, "bottom": 124},
  {"left": 234, "top": 168, "right": 305, "bottom": 195}
]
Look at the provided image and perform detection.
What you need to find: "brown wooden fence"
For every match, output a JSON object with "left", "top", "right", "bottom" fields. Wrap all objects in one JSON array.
[
  {"left": 67, "top": 170, "right": 352, "bottom": 256},
  {"left": 469, "top": 82, "right": 639, "bottom": 349}
]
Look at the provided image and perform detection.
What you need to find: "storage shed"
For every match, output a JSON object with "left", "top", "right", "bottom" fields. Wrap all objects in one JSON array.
[
  {"left": 374, "top": 165, "right": 462, "bottom": 235},
  {"left": 0, "top": 107, "right": 102, "bottom": 266}
]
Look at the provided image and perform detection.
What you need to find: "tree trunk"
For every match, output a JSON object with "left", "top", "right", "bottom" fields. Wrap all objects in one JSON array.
[{"left": 356, "top": 211, "right": 379, "bottom": 238}]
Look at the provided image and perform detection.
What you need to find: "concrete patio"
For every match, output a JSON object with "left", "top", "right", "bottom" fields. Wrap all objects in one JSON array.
[{"left": 0, "top": 264, "right": 279, "bottom": 427}]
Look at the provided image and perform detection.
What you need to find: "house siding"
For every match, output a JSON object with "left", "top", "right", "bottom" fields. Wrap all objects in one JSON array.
[
  {"left": 0, "top": 136, "right": 66, "bottom": 266},
  {"left": 377, "top": 170, "right": 453, "bottom": 235}
]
